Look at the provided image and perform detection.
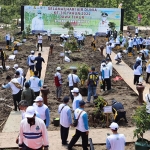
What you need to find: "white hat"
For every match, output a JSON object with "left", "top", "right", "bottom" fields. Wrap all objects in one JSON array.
[
  {"left": 109, "top": 122, "right": 119, "bottom": 130},
  {"left": 13, "top": 64, "right": 18, "bottom": 68},
  {"left": 34, "top": 96, "right": 43, "bottom": 102},
  {"left": 31, "top": 50, "right": 34, "bottom": 54},
  {"left": 25, "top": 106, "right": 35, "bottom": 118},
  {"left": 71, "top": 87, "right": 79, "bottom": 93},
  {"left": 56, "top": 67, "right": 61, "bottom": 71}
]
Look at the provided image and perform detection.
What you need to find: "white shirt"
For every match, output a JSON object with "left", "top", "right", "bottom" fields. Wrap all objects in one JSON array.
[
  {"left": 128, "top": 40, "right": 133, "bottom": 47},
  {"left": 19, "top": 117, "right": 49, "bottom": 149},
  {"left": 58, "top": 104, "right": 72, "bottom": 128},
  {"left": 68, "top": 74, "right": 80, "bottom": 87},
  {"left": 31, "top": 16, "right": 44, "bottom": 31},
  {"left": 107, "top": 62, "right": 113, "bottom": 76},
  {"left": 28, "top": 55, "right": 35, "bottom": 66},
  {"left": 107, "top": 134, "right": 125, "bottom": 150},
  {"left": 114, "top": 52, "right": 122, "bottom": 60},
  {"left": 135, "top": 28, "right": 138, "bottom": 33},
  {"left": 136, "top": 56, "right": 142, "bottom": 66},
  {"left": 8, "top": 81, "right": 20, "bottom": 94},
  {"left": 72, "top": 93, "right": 82, "bottom": 111},
  {"left": 146, "top": 64, "right": 150, "bottom": 73},
  {"left": 6, "top": 34, "right": 10, "bottom": 40},
  {"left": 47, "top": 30, "right": 51, "bottom": 36},
  {"left": 134, "top": 66, "right": 142, "bottom": 75},
  {"left": 29, "top": 76, "right": 41, "bottom": 92},
  {"left": 17, "top": 76, "right": 24, "bottom": 87},
  {"left": 55, "top": 72, "right": 62, "bottom": 84},
  {"left": 38, "top": 35, "right": 42, "bottom": 43},
  {"left": 106, "top": 45, "right": 112, "bottom": 55}
]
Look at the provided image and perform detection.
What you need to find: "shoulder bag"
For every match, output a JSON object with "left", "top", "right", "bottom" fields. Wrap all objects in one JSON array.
[{"left": 73, "top": 110, "right": 83, "bottom": 127}]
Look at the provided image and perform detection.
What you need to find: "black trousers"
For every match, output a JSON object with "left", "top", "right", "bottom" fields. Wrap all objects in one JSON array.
[
  {"left": 13, "top": 90, "right": 22, "bottom": 111},
  {"left": 22, "top": 143, "right": 43, "bottom": 150},
  {"left": 29, "top": 65, "right": 34, "bottom": 72},
  {"left": 60, "top": 125, "right": 69, "bottom": 144},
  {"left": 34, "top": 91, "right": 40, "bottom": 97},
  {"left": 146, "top": 73, "right": 150, "bottom": 83},
  {"left": 103, "top": 78, "right": 111, "bottom": 91},
  {"left": 6, "top": 40, "right": 10, "bottom": 46},
  {"left": 36, "top": 67, "right": 42, "bottom": 78},
  {"left": 68, "top": 129, "right": 88, "bottom": 150},
  {"left": 69, "top": 86, "right": 74, "bottom": 102},
  {"left": 37, "top": 43, "right": 42, "bottom": 51},
  {"left": 48, "top": 36, "right": 51, "bottom": 41},
  {"left": 134, "top": 75, "right": 140, "bottom": 85},
  {"left": 114, "top": 111, "right": 128, "bottom": 123},
  {"left": 2, "top": 58, "right": 6, "bottom": 69}
]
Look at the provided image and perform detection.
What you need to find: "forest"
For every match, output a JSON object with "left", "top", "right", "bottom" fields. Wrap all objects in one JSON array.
[{"left": 0, "top": 0, "right": 150, "bottom": 26}]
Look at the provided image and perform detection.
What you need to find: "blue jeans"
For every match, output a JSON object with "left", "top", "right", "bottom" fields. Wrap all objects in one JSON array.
[{"left": 87, "top": 86, "right": 96, "bottom": 102}]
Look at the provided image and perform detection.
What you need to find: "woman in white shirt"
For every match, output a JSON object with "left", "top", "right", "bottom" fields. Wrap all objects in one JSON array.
[
  {"left": 133, "top": 60, "right": 142, "bottom": 85},
  {"left": 146, "top": 62, "right": 150, "bottom": 83}
]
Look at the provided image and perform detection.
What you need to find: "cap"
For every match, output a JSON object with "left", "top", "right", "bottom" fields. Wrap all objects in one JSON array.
[
  {"left": 34, "top": 96, "right": 43, "bottom": 102},
  {"left": 56, "top": 67, "right": 61, "bottom": 71},
  {"left": 109, "top": 122, "right": 119, "bottom": 130},
  {"left": 112, "top": 99, "right": 117, "bottom": 105},
  {"left": 25, "top": 106, "right": 35, "bottom": 118},
  {"left": 15, "top": 71, "right": 20, "bottom": 75},
  {"left": 79, "top": 100, "right": 85, "bottom": 106},
  {"left": 71, "top": 87, "right": 79, "bottom": 93},
  {"left": 101, "top": 62, "right": 106, "bottom": 66},
  {"left": 31, "top": 50, "right": 34, "bottom": 54},
  {"left": 37, "top": 10, "right": 42, "bottom": 14},
  {"left": 91, "top": 66, "right": 95, "bottom": 71},
  {"left": 101, "top": 12, "right": 108, "bottom": 17},
  {"left": 63, "top": 96, "right": 69, "bottom": 103},
  {"left": 13, "top": 64, "right": 18, "bottom": 68}
]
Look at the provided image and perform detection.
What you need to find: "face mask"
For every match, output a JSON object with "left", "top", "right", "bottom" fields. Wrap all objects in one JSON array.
[
  {"left": 102, "top": 17, "right": 107, "bottom": 21},
  {"left": 27, "top": 118, "right": 35, "bottom": 125}
]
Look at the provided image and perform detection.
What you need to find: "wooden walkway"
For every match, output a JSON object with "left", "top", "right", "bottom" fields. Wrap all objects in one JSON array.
[{"left": 2, "top": 47, "right": 49, "bottom": 133}]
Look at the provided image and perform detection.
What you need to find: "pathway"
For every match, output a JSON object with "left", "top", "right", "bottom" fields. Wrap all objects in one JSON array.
[
  {"left": 103, "top": 49, "right": 150, "bottom": 100},
  {"left": 1, "top": 127, "right": 150, "bottom": 149},
  {"left": 2, "top": 47, "right": 49, "bottom": 133}
]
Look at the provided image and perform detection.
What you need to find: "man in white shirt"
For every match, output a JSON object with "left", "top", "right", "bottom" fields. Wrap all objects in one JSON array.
[
  {"left": 18, "top": 106, "right": 49, "bottom": 150},
  {"left": 106, "top": 58, "right": 113, "bottom": 78},
  {"left": 27, "top": 50, "right": 36, "bottom": 77},
  {"left": 106, "top": 122, "right": 126, "bottom": 150},
  {"left": 71, "top": 87, "right": 82, "bottom": 111},
  {"left": 5, "top": 33, "right": 11, "bottom": 48},
  {"left": 128, "top": 38, "right": 134, "bottom": 54},
  {"left": 13, "top": 64, "right": 24, "bottom": 77},
  {"left": 114, "top": 50, "right": 123, "bottom": 64},
  {"left": 33, "top": 96, "right": 50, "bottom": 128},
  {"left": 2, "top": 75, "right": 22, "bottom": 111},
  {"left": 135, "top": 27, "right": 138, "bottom": 36},
  {"left": 37, "top": 33, "right": 43, "bottom": 51},
  {"left": 68, "top": 69, "right": 80, "bottom": 101},
  {"left": 58, "top": 96, "right": 72, "bottom": 145},
  {"left": 47, "top": 29, "right": 51, "bottom": 41},
  {"left": 55, "top": 67, "right": 62, "bottom": 101},
  {"left": 136, "top": 52, "right": 143, "bottom": 66}
]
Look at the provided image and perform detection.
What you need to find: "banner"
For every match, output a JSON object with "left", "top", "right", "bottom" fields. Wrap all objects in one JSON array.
[{"left": 24, "top": 6, "right": 121, "bottom": 34}]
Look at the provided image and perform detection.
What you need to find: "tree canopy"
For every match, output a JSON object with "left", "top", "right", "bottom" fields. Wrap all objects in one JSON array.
[{"left": 0, "top": 0, "right": 149, "bottom": 26}]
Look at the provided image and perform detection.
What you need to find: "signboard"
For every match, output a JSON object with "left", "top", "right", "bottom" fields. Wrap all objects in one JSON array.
[
  {"left": 103, "top": 106, "right": 112, "bottom": 113},
  {"left": 24, "top": 6, "right": 121, "bottom": 34}
]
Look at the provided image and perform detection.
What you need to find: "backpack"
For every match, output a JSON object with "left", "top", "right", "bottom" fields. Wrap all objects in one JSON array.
[
  {"left": 88, "top": 72, "right": 99, "bottom": 86},
  {"left": 54, "top": 75, "right": 60, "bottom": 87}
]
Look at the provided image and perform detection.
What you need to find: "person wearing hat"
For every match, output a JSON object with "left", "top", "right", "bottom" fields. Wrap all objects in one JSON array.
[
  {"left": 71, "top": 87, "right": 82, "bottom": 111},
  {"left": 31, "top": 9, "right": 44, "bottom": 31},
  {"left": 55, "top": 66, "right": 62, "bottom": 101},
  {"left": 18, "top": 106, "right": 49, "bottom": 150},
  {"left": 0, "top": 48, "right": 6, "bottom": 70},
  {"left": 106, "top": 122, "right": 126, "bottom": 150},
  {"left": 35, "top": 53, "right": 45, "bottom": 78},
  {"left": 27, "top": 50, "right": 35, "bottom": 77},
  {"left": 2, "top": 75, "right": 22, "bottom": 111},
  {"left": 68, "top": 69, "right": 80, "bottom": 102},
  {"left": 114, "top": 50, "right": 123, "bottom": 64},
  {"left": 21, "top": 82, "right": 35, "bottom": 105},
  {"left": 101, "top": 62, "right": 111, "bottom": 91},
  {"left": 98, "top": 12, "right": 109, "bottom": 33},
  {"left": 29, "top": 71, "right": 42, "bottom": 97},
  {"left": 58, "top": 96, "right": 72, "bottom": 145},
  {"left": 37, "top": 33, "right": 43, "bottom": 51},
  {"left": 112, "top": 99, "right": 128, "bottom": 123},
  {"left": 33, "top": 96, "right": 50, "bottom": 128},
  {"left": 86, "top": 67, "right": 99, "bottom": 103},
  {"left": 13, "top": 64, "right": 24, "bottom": 77},
  {"left": 68, "top": 100, "right": 89, "bottom": 150},
  {"left": 133, "top": 60, "right": 142, "bottom": 85}
]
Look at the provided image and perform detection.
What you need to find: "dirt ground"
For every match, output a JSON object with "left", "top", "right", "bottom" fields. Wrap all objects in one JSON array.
[{"left": 0, "top": 33, "right": 140, "bottom": 132}]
